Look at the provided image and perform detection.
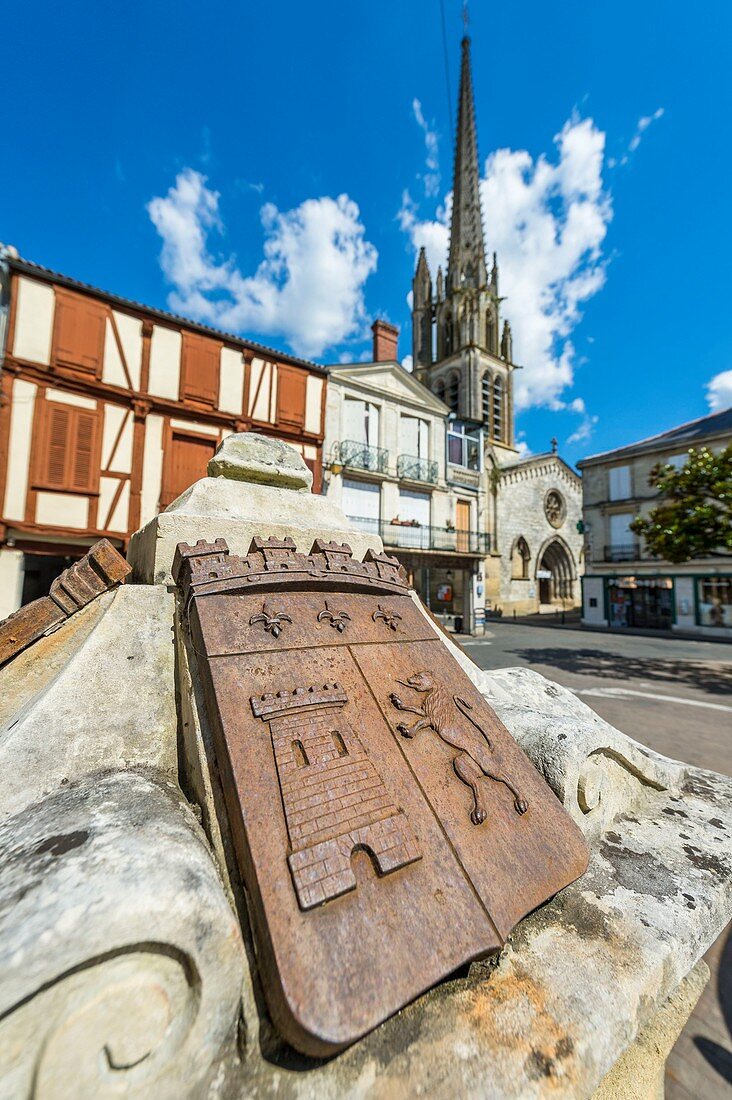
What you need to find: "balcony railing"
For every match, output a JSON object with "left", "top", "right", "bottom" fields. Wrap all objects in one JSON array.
[
  {"left": 335, "top": 439, "right": 388, "bottom": 474},
  {"left": 604, "top": 543, "right": 641, "bottom": 562},
  {"left": 397, "top": 453, "right": 439, "bottom": 484},
  {"left": 346, "top": 515, "right": 489, "bottom": 555}
]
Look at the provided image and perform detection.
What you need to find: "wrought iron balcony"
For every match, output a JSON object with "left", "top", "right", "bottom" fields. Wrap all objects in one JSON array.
[
  {"left": 335, "top": 439, "right": 389, "bottom": 474},
  {"left": 604, "top": 543, "right": 641, "bottom": 562},
  {"left": 346, "top": 515, "right": 489, "bottom": 555},
  {"left": 397, "top": 453, "right": 439, "bottom": 484}
]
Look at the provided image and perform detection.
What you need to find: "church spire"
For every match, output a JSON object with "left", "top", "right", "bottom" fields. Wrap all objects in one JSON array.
[{"left": 447, "top": 36, "right": 487, "bottom": 293}]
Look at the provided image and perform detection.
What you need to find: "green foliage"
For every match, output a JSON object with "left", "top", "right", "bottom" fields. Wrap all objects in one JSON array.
[{"left": 630, "top": 445, "right": 732, "bottom": 563}]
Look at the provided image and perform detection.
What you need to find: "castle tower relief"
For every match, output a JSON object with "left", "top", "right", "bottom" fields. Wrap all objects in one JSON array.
[{"left": 251, "top": 683, "right": 421, "bottom": 910}]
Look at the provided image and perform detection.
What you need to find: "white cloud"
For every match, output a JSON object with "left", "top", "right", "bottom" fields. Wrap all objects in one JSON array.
[
  {"left": 148, "top": 168, "right": 378, "bottom": 359},
  {"left": 515, "top": 439, "right": 532, "bottom": 458},
  {"left": 399, "top": 114, "right": 612, "bottom": 412},
  {"left": 566, "top": 397, "right": 599, "bottom": 444},
  {"left": 608, "top": 107, "right": 664, "bottom": 168},
  {"left": 706, "top": 369, "right": 732, "bottom": 412},
  {"left": 401, "top": 354, "right": 414, "bottom": 373},
  {"left": 412, "top": 99, "right": 441, "bottom": 197}
]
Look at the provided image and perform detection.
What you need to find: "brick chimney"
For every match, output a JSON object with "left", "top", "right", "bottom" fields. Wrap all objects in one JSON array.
[{"left": 371, "top": 320, "right": 399, "bottom": 363}]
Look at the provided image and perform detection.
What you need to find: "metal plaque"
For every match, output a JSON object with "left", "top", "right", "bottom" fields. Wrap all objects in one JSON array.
[{"left": 173, "top": 536, "right": 589, "bottom": 1056}]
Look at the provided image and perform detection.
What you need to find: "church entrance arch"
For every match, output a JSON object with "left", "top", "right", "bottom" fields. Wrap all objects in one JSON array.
[{"left": 536, "top": 538, "right": 575, "bottom": 604}]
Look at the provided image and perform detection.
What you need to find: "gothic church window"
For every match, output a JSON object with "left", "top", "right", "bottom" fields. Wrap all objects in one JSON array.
[
  {"left": 447, "top": 373, "right": 459, "bottom": 414},
  {"left": 492, "top": 376, "right": 503, "bottom": 440},
  {"left": 512, "top": 537, "right": 531, "bottom": 579},
  {"left": 481, "top": 373, "right": 491, "bottom": 423},
  {"left": 434, "top": 379, "right": 445, "bottom": 403}
]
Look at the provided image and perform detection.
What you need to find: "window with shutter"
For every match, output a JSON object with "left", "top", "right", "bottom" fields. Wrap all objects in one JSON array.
[
  {"left": 181, "top": 332, "right": 221, "bottom": 405},
  {"left": 37, "top": 401, "right": 100, "bottom": 493},
  {"left": 277, "top": 366, "right": 306, "bottom": 427},
  {"left": 160, "top": 430, "right": 217, "bottom": 508},
  {"left": 53, "top": 289, "right": 106, "bottom": 375}
]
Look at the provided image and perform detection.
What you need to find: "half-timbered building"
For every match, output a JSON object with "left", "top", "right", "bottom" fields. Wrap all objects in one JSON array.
[{"left": 0, "top": 250, "right": 326, "bottom": 614}]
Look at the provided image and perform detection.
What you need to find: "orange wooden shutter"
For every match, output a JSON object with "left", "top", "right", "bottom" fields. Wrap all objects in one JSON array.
[
  {"left": 45, "top": 404, "right": 72, "bottom": 487},
  {"left": 277, "top": 366, "right": 306, "bottom": 427},
  {"left": 161, "top": 431, "right": 217, "bottom": 507},
  {"left": 54, "top": 289, "right": 106, "bottom": 374},
  {"left": 71, "top": 411, "right": 97, "bottom": 491},
  {"left": 182, "top": 332, "right": 221, "bottom": 405}
]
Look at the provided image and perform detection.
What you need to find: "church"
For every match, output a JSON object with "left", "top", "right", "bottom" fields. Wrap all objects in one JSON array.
[{"left": 411, "top": 35, "right": 583, "bottom": 615}]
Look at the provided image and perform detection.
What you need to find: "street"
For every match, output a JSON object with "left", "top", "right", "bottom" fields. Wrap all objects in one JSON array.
[
  {"left": 463, "top": 622, "right": 732, "bottom": 776},
  {"left": 463, "top": 620, "right": 732, "bottom": 1099}
]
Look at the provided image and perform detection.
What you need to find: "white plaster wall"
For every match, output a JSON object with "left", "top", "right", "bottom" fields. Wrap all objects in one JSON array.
[
  {"left": 305, "top": 375, "right": 324, "bottom": 435},
  {"left": 218, "top": 348, "right": 245, "bottom": 414},
  {"left": 45, "top": 388, "right": 97, "bottom": 410},
  {"left": 140, "top": 414, "right": 164, "bottom": 525},
  {"left": 13, "top": 278, "right": 54, "bottom": 365},
  {"left": 169, "top": 418, "right": 220, "bottom": 437},
  {"left": 249, "top": 359, "right": 279, "bottom": 423},
  {"left": 102, "top": 312, "right": 143, "bottom": 390},
  {"left": 4, "top": 379, "right": 37, "bottom": 521},
  {"left": 107, "top": 480, "right": 130, "bottom": 533},
  {"left": 582, "top": 576, "right": 606, "bottom": 625},
  {"left": 35, "top": 492, "right": 89, "bottom": 529},
  {"left": 101, "top": 406, "right": 133, "bottom": 473},
  {"left": 148, "top": 327, "right": 181, "bottom": 400},
  {"left": 0, "top": 547, "right": 25, "bottom": 618}
]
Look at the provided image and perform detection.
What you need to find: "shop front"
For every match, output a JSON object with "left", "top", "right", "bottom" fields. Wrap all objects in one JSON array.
[
  {"left": 608, "top": 576, "right": 674, "bottom": 630},
  {"left": 396, "top": 552, "right": 478, "bottom": 634}
]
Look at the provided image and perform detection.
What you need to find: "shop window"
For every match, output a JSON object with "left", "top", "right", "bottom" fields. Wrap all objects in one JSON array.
[
  {"left": 277, "top": 366, "right": 307, "bottom": 428},
  {"left": 181, "top": 332, "right": 221, "bottom": 406},
  {"left": 37, "top": 401, "right": 100, "bottom": 493},
  {"left": 697, "top": 577, "right": 732, "bottom": 628},
  {"left": 53, "top": 289, "right": 106, "bottom": 375}
]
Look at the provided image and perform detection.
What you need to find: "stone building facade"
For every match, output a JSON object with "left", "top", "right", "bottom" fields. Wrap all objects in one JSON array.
[
  {"left": 579, "top": 407, "right": 732, "bottom": 636},
  {"left": 492, "top": 452, "right": 583, "bottom": 613},
  {"left": 410, "top": 36, "right": 583, "bottom": 614},
  {"left": 324, "top": 321, "right": 488, "bottom": 633}
]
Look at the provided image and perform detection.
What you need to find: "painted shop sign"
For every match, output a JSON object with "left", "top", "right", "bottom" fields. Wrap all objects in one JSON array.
[{"left": 174, "top": 535, "right": 589, "bottom": 1056}]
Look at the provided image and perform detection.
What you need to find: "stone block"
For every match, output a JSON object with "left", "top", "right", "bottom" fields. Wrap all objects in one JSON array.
[
  {"left": 0, "top": 770, "right": 245, "bottom": 1099},
  {"left": 0, "top": 585, "right": 177, "bottom": 822},
  {"left": 207, "top": 431, "right": 313, "bottom": 490}
]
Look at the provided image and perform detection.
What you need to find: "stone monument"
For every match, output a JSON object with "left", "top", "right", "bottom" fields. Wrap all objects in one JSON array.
[{"left": 0, "top": 433, "right": 729, "bottom": 1098}]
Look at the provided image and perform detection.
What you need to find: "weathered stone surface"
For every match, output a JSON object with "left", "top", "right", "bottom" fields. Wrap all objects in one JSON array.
[
  {"left": 208, "top": 432, "right": 313, "bottom": 491},
  {"left": 477, "top": 665, "right": 688, "bottom": 838},
  {"left": 127, "top": 478, "right": 382, "bottom": 586},
  {"left": 0, "top": 769, "right": 245, "bottom": 1099},
  {"left": 206, "top": 764, "right": 730, "bottom": 1099},
  {"left": 593, "top": 959, "right": 708, "bottom": 1100},
  {"left": 0, "top": 585, "right": 177, "bottom": 822}
]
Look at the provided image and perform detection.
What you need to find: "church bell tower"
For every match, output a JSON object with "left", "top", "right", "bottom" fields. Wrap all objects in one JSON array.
[{"left": 412, "top": 35, "right": 518, "bottom": 459}]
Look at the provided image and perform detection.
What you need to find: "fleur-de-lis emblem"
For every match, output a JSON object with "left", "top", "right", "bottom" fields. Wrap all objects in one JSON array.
[
  {"left": 317, "top": 600, "right": 351, "bottom": 633},
  {"left": 249, "top": 601, "right": 293, "bottom": 639},
  {"left": 373, "top": 605, "right": 402, "bottom": 631}
]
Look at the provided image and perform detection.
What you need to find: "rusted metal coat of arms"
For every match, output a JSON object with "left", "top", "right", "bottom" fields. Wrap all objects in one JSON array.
[{"left": 173, "top": 536, "right": 589, "bottom": 1056}]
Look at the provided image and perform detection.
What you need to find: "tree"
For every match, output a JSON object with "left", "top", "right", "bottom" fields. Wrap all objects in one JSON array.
[{"left": 630, "top": 445, "right": 732, "bottom": 563}]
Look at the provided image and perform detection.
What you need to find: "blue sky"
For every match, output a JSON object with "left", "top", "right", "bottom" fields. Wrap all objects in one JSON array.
[{"left": 4, "top": 0, "right": 731, "bottom": 465}]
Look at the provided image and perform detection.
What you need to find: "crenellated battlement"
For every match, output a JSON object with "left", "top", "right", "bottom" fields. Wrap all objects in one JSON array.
[
  {"left": 173, "top": 534, "right": 408, "bottom": 601},
  {"left": 251, "top": 683, "right": 347, "bottom": 719}
]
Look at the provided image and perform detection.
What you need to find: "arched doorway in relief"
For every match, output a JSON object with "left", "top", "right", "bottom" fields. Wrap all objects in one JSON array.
[{"left": 536, "top": 537, "right": 576, "bottom": 604}]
